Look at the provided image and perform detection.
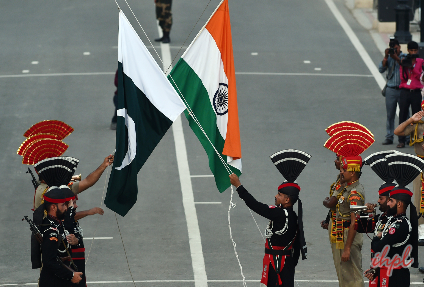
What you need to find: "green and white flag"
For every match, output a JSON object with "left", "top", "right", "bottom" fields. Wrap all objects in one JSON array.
[{"left": 105, "top": 11, "right": 185, "bottom": 216}]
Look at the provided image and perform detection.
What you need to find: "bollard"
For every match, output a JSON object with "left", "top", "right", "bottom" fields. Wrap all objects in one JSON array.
[{"left": 394, "top": 0, "right": 412, "bottom": 43}]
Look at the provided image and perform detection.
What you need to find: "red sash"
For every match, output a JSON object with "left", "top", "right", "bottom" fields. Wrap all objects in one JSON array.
[
  {"left": 71, "top": 247, "right": 85, "bottom": 260},
  {"left": 368, "top": 266, "right": 401, "bottom": 287},
  {"left": 260, "top": 240, "right": 293, "bottom": 286}
]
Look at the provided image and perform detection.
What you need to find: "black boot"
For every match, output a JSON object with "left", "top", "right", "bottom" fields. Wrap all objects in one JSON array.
[
  {"left": 154, "top": 36, "right": 163, "bottom": 42},
  {"left": 162, "top": 31, "right": 170, "bottom": 43}
]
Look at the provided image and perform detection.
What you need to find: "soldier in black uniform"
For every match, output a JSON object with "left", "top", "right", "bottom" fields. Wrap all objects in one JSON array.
[
  {"left": 364, "top": 152, "right": 423, "bottom": 286},
  {"left": 357, "top": 151, "right": 397, "bottom": 286},
  {"left": 36, "top": 187, "right": 83, "bottom": 286},
  {"left": 230, "top": 149, "right": 310, "bottom": 287},
  {"left": 32, "top": 156, "right": 83, "bottom": 286},
  {"left": 64, "top": 196, "right": 104, "bottom": 287}
]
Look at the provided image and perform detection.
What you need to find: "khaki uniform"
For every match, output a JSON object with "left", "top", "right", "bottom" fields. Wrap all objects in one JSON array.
[
  {"left": 403, "top": 123, "right": 424, "bottom": 224},
  {"left": 156, "top": 0, "right": 172, "bottom": 33},
  {"left": 329, "top": 181, "right": 365, "bottom": 287},
  {"left": 33, "top": 181, "right": 79, "bottom": 210}
]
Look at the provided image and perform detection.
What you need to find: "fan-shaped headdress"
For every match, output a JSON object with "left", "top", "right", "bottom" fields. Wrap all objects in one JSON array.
[
  {"left": 363, "top": 150, "right": 397, "bottom": 196},
  {"left": 24, "top": 120, "right": 74, "bottom": 140},
  {"left": 17, "top": 120, "right": 73, "bottom": 165},
  {"left": 270, "top": 149, "right": 311, "bottom": 260},
  {"left": 325, "top": 121, "right": 374, "bottom": 137},
  {"left": 324, "top": 122, "right": 374, "bottom": 171},
  {"left": 34, "top": 156, "right": 79, "bottom": 203},
  {"left": 385, "top": 152, "right": 424, "bottom": 268}
]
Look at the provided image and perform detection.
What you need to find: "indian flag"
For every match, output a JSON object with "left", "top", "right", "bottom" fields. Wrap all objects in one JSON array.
[{"left": 169, "top": 0, "right": 242, "bottom": 192}]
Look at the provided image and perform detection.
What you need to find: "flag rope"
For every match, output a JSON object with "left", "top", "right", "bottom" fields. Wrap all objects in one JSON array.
[
  {"left": 85, "top": 164, "right": 111, "bottom": 264},
  {"left": 83, "top": 160, "right": 136, "bottom": 286},
  {"left": 228, "top": 185, "right": 247, "bottom": 287},
  {"left": 115, "top": 212, "right": 137, "bottom": 287}
]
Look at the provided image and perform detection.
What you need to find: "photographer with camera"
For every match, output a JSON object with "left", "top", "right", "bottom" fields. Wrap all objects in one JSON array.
[
  {"left": 397, "top": 41, "right": 424, "bottom": 148},
  {"left": 379, "top": 39, "right": 406, "bottom": 146}
]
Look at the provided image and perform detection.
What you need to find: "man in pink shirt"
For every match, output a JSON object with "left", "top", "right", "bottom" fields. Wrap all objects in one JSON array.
[{"left": 398, "top": 41, "right": 424, "bottom": 148}]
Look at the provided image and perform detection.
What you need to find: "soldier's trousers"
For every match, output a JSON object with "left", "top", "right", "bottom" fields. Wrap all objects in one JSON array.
[
  {"left": 155, "top": 0, "right": 172, "bottom": 32},
  {"left": 329, "top": 219, "right": 364, "bottom": 287}
]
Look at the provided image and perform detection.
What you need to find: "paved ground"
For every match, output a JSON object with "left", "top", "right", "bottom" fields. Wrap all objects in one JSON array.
[{"left": 1, "top": 0, "right": 424, "bottom": 286}]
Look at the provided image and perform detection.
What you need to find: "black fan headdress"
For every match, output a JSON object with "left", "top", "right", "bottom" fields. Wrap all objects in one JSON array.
[
  {"left": 385, "top": 153, "right": 424, "bottom": 192},
  {"left": 34, "top": 156, "right": 79, "bottom": 204},
  {"left": 34, "top": 156, "right": 79, "bottom": 187},
  {"left": 270, "top": 149, "right": 311, "bottom": 183},
  {"left": 385, "top": 152, "right": 424, "bottom": 268},
  {"left": 363, "top": 150, "right": 397, "bottom": 196},
  {"left": 270, "top": 149, "right": 311, "bottom": 260}
]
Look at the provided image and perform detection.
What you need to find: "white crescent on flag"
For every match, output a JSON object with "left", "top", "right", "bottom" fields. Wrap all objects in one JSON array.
[{"left": 115, "top": 108, "right": 137, "bottom": 170}]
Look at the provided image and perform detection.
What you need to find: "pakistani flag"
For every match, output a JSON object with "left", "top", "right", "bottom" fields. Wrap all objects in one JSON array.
[
  {"left": 169, "top": 0, "right": 242, "bottom": 192},
  {"left": 105, "top": 11, "right": 186, "bottom": 216}
]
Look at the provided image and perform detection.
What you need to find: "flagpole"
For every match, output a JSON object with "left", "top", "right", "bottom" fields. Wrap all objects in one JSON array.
[{"left": 182, "top": 0, "right": 226, "bottom": 58}]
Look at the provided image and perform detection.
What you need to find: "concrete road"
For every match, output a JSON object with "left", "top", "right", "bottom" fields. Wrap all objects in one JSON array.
[{"left": 1, "top": 0, "right": 423, "bottom": 286}]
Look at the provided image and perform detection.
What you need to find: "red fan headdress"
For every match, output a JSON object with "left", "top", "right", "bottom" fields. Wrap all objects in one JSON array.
[
  {"left": 17, "top": 134, "right": 58, "bottom": 156},
  {"left": 24, "top": 120, "right": 74, "bottom": 140},
  {"left": 325, "top": 121, "right": 374, "bottom": 138},
  {"left": 324, "top": 125, "right": 374, "bottom": 171},
  {"left": 20, "top": 139, "right": 68, "bottom": 165}
]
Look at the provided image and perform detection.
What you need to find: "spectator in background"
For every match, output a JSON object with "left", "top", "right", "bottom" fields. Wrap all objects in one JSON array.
[
  {"left": 379, "top": 39, "right": 405, "bottom": 146},
  {"left": 397, "top": 41, "right": 424, "bottom": 148}
]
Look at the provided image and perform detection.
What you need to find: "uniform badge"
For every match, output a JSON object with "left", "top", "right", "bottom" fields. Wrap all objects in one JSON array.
[
  {"left": 49, "top": 237, "right": 58, "bottom": 241},
  {"left": 389, "top": 227, "right": 396, "bottom": 235},
  {"left": 338, "top": 196, "right": 345, "bottom": 204}
]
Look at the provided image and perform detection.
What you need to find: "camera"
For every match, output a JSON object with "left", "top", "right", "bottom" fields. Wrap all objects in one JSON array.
[
  {"left": 401, "top": 53, "right": 419, "bottom": 67},
  {"left": 388, "top": 38, "right": 396, "bottom": 55}
]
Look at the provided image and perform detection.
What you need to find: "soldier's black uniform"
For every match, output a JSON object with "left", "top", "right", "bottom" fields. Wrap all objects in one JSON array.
[
  {"left": 231, "top": 149, "right": 310, "bottom": 286},
  {"left": 237, "top": 185, "right": 300, "bottom": 287},
  {"left": 39, "top": 215, "right": 74, "bottom": 287},
  {"left": 370, "top": 213, "right": 412, "bottom": 286},
  {"left": 64, "top": 206, "right": 86, "bottom": 287},
  {"left": 357, "top": 213, "right": 390, "bottom": 236}
]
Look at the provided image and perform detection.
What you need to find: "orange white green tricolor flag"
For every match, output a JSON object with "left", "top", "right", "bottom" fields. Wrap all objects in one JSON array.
[{"left": 169, "top": 0, "right": 241, "bottom": 192}]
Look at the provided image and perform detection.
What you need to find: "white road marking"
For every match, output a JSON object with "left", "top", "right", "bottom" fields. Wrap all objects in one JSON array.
[
  {"left": 236, "top": 72, "right": 372, "bottom": 77},
  {"left": 22, "top": 70, "right": 29, "bottom": 73},
  {"left": 158, "top": 26, "right": 208, "bottom": 286},
  {"left": 251, "top": 52, "right": 258, "bottom": 55},
  {"left": 324, "top": 0, "right": 384, "bottom": 88},
  {"left": 31, "top": 61, "right": 38, "bottom": 65},
  {"left": 147, "top": 46, "right": 188, "bottom": 50},
  {"left": 194, "top": 202, "right": 222, "bottom": 204},
  {"left": 83, "top": 237, "right": 113, "bottom": 240},
  {"left": 324, "top": 0, "right": 400, "bottom": 115},
  {"left": 303, "top": 60, "right": 311, "bottom": 64},
  {"left": 83, "top": 52, "right": 91, "bottom": 55},
  {"left": 314, "top": 68, "right": 322, "bottom": 71},
  {"left": 2, "top": 280, "right": 423, "bottom": 285},
  {"left": 0, "top": 72, "right": 114, "bottom": 78},
  {"left": 0, "top": 72, "right": 372, "bottom": 79},
  {"left": 191, "top": 175, "right": 214, "bottom": 177}
]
